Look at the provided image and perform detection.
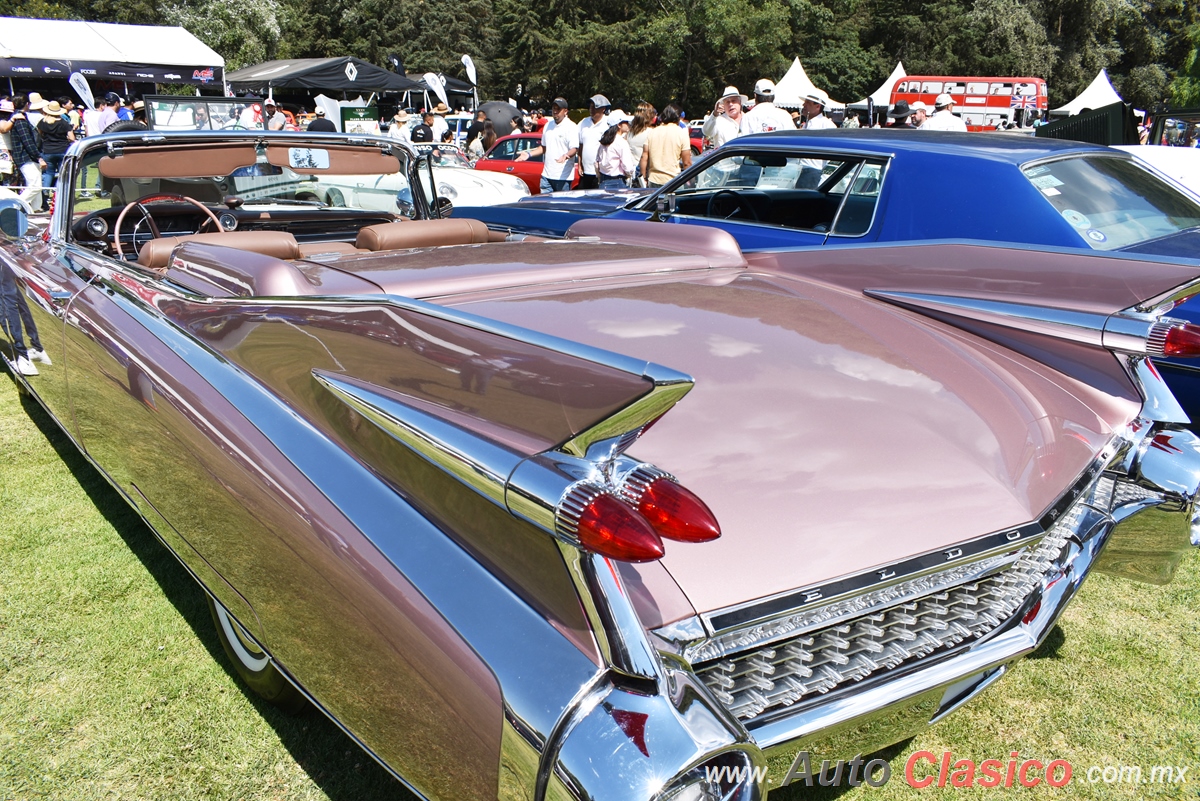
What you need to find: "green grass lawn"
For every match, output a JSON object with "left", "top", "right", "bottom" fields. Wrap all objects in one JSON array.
[{"left": 2, "top": 364, "right": 1198, "bottom": 800}]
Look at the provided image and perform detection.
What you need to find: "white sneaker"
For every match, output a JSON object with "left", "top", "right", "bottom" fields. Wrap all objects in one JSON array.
[
  {"left": 15, "top": 356, "right": 38, "bottom": 376},
  {"left": 28, "top": 348, "right": 52, "bottom": 365}
]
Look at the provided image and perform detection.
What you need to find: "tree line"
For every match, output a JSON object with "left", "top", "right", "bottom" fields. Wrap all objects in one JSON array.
[{"left": 4, "top": 0, "right": 1199, "bottom": 111}]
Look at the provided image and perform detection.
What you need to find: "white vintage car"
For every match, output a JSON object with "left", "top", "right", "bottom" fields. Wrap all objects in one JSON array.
[{"left": 300, "top": 143, "right": 529, "bottom": 213}]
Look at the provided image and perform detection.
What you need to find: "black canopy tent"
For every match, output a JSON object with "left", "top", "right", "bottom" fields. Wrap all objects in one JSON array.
[{"left": 226, "top": 57, "right": 422, "bottom": 93}]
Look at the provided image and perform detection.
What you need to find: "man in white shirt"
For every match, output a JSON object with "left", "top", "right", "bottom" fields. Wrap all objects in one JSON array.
[
  {"left": 387, "top": 110, "right": 411, "bottom": 142},
  {"left": 264, "top": 100, "right": 287, "bottom": 131},
  {"left": 909, "top": 101, "right": 929, "bottom": 128},
  {"left": 431, "top": 103, "right": 450, "bottom": 142},
  {"left": 920, "top": 93, "right": 969, "bottom": 132},
  {"left": 702, "top": 86, "right": 750, "bottom": 149},
  {"left": 743, "top": 79, "right": 796, "bottom": 134},
  {"left": 801, "top": 89, "right": 837, "bottom": 131},
  {"left": 577, "top": 94, "right": 613, "bottom": 189},
  {"left": 515, "top": 97, "right": 579, "bottom": 193}
]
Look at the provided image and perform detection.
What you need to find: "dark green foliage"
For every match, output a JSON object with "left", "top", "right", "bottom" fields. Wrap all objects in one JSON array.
[{"left": 1, "top": 0, "right": 1193, "bottom": 113}]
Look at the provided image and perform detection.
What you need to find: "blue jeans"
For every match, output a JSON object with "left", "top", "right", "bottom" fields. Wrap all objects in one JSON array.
[
  {"left": 600, "top": 176, "right": 628, "bottom": 190},
  {"left": 539, "top": 177, "right": 572, "bottom": 193},
  {"left": 41, "top": 153, "right": 63, "bottom": 207},
  {"left": 0, "top": 261, "right": 40, "bottom": 359}
]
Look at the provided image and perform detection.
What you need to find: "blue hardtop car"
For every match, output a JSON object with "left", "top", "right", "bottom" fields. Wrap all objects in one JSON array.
[
  {"left": 455, "top": 129, "right": 1200, "bottom": 424},
  {"left": 455, "top": 130, "right": 1200, "bottom": 257}
]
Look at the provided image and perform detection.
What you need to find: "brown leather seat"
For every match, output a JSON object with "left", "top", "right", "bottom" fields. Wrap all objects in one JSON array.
[
  {"left": 138, "top": 231, "right": 302, "bottom": 270},
  {"left": 355, "top": 218, "right": 495, "bottom": 251}
]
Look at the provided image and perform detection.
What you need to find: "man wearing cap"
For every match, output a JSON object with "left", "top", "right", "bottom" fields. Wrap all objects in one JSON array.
[
  {"left": 909, "top": 101, "right": 929, "bottom": 128},
  {"left": 515, "top": 97, "right": 578, "bottom": 193},
  {"left": 577, "top": 94, "right": 613, "bottom": 189},
  {"left": 309, "top": 107, "right": 337, "bottom": 132},
  {"left": 702, "top": 86, "right": 750, "bottom": 149},
  {"left": 743, "top": 79, "right": 796, "bottom": 133},
  {"left": 920, "top": 93, "right": 968, "bottom": 132},
  {"left": 886, "top": 100, "right": 915, "bottom": 128},
  {"left": 95, "top": 93, "right": 120, "bottom": 135},
  {"left": 264, "top": 100, "right": 287, "bottom": 131},
  {"left": 800, "top": 88, "right": 836, "bottom": 130}
]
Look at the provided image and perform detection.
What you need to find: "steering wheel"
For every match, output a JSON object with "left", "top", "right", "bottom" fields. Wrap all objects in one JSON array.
[
  {"left": 113, "top": 193, "right": 224, "bottom": 261},
  {"left": 706, "top": 189, "right": 759, "bottom": 221}
]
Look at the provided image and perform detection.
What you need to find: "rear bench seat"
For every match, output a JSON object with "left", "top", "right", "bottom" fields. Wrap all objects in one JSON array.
[
  {"left": 354, "top": 218, "right": 505, "bottom": 250},
  {"left": 138, "top": 218, "right": 508, "bottom": 272}
]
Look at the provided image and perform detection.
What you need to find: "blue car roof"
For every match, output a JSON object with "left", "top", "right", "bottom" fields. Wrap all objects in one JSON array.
[{"left": 732, "top": 129, "right": 1112, "bottom": 165}]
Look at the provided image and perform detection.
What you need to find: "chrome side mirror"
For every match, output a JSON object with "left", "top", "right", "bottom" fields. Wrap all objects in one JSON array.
[
  {"left": 649, "top": 193, "right": 675, "bottom": 222},
  {"left": 0, "top": 201, "right": 29, "bottom": 239}
]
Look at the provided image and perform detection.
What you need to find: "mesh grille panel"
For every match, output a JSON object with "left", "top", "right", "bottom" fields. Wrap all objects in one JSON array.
[{"left": 695, "top": 506, "right": 1082, "bottom": 721}]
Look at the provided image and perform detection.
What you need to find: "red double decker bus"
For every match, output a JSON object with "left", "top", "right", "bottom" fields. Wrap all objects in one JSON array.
[{"left": 890, "top": 76, "right": 1048, "bottom": 131}]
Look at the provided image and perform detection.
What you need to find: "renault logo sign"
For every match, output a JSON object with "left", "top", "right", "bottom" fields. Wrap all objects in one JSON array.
[{"left": 345, "top": 62, "right": 358, "bottom": 81}]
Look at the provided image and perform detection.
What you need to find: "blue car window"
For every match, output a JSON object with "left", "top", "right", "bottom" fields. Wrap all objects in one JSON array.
[
  {"left": 652, "top": 150, "right": 884, "bottom": 234},
  {"left": 1023, "top": 157, "right": 1200, "bottom": 251}
]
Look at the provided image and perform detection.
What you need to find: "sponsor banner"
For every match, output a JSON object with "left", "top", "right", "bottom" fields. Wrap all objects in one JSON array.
[{"left": 1, "top": 59, "right": 223, "bottom": 85}]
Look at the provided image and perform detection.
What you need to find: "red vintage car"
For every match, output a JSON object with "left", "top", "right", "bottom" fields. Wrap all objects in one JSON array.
[{"left": 474, "top": 132, "right": 580, "bottom": 194}]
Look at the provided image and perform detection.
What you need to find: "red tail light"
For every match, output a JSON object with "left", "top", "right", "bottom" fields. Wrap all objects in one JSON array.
[
  {"left": 619, "top": 468, "right": 721, "bottom": 543},
  {"left": 575, "top": 493, "right": 665, "bottom": 562},
  {"left": 1162, "top": 323, "right": 1200, "bottom": 357}
]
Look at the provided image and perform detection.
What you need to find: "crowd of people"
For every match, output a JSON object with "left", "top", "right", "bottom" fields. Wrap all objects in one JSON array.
[
  {"left": 0, "top": 90, "right": 147, "bottom": 211},
  {"left": 454, "top": 79, "right": 979, "bottom": 191}
]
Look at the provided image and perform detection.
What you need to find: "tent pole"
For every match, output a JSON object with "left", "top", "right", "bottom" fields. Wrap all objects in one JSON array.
[{"left": 8, "top": 78, "right": 13, "bottom": 95}]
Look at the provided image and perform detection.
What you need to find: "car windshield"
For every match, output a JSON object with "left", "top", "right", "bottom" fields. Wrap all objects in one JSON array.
[
  {"left": 1023, "top": 155, "right": 1200, "bottom": 251},
  {"left": 70, "top": 140, "right": 418, "bottom": 218},
  {"left": 412, "top": 144, "right": 472, "bottom": 168},
  {"left": 637, "top": 149, "right": 887, "bottom": 235}
]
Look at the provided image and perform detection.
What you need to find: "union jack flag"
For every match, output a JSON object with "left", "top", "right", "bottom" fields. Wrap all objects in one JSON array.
[{"left": 1010, "top": 95, "right": 1037, "bottom": 109}]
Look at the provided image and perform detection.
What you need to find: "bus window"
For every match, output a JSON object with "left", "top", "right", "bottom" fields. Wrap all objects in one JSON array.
[
  {"left": 921, "top": 81, "right": 943, "bottom": 94},
  {"left": 966, "top": 82, "right": 988, "bottom": 95},
  {"left": 898, "top": 80, "right": 914, "bottom": 92},
  {"left": 985, "top": 114, "right": 1003, "bottom": 127},
  {"left": 990, "top": 83, "right": 1013, "bottom": 95},
  {"left": 944, "top": 82, "right": 966, "bottom": 95},
  {"left": 963, "top": 113, "right": 984, "bottom": 127},
  {"left": 1015, "top": 82, "right": 1036, "bottom": 96},
  {"left": 1039, "top": 83, "right": 1048, "bottom": 96}
]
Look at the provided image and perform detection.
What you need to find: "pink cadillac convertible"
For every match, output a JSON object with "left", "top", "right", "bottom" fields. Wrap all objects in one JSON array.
[{"left": 2, "top": 130, "right": 1200, "bottom": 800}]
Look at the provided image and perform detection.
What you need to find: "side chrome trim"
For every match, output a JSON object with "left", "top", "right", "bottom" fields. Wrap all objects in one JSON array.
[
  {"left": 1124, "top": 355, "right": 1190, "bottom": 424},
  {"left": 558, "top": 543, "right": 663, "bottom": 682},
  {"left": 560, "top": 364, "right": 693, "bottom": 460},
  {"left": 312, "top": 370, "right": 519, "bottom": 507}
]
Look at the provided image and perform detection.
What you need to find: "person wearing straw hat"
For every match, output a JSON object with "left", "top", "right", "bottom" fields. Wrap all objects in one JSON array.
[
  {"left": 800, "top": 88, "right": 836, "bottom": 130},
  {"left": 37, "top": 101, "right": 75, "bottom": 208},
  {"left": 26, "top": 92, "right": 46, "bottom": 127},
  {"left": 431, "top": 102, "right": 450, "bottom": 143},
  {"left": 702, "top": 86, "right": 750, "bottom": 149}
]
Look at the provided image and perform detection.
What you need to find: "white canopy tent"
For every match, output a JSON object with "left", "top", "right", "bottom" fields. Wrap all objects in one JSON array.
[
  {"left": 0, "top": 17, "right": 225, "bottom": 94},
  {"left": 771, "top": 57, "right": 845, "bottom": 110},
  {"left": 1051, "top": 69, "right": 1122, "bottom": 116},
  {"left": 847, "top": 62, "right": 906, "bottom": 111}
]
